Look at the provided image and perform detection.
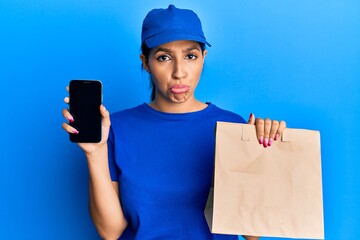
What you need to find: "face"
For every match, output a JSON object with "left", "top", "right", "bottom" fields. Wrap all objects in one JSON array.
[{"left": 141, "top": 40, "right": 207, "bottom": 106}]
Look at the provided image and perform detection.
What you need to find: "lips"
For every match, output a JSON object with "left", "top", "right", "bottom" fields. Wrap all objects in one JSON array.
[{"left": 170, "top": 84, "right": 189, "bottom": 94}]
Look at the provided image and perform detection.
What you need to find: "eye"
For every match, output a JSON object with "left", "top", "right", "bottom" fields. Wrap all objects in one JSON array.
[
  {"left": 186, "top": 53, "right": 198, "bottom": 60},
  {"left": 156, "top": 55, "right": 170, "bottom": 62}
]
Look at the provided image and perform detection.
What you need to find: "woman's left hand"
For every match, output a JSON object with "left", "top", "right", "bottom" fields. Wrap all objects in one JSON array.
[{"left": 248, "top": 113, "right": 286, "bottom": 148}]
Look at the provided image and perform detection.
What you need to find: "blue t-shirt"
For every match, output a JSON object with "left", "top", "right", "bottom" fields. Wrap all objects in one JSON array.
[{"left": 108, "top": 103, "right": 246, "bottom": 239}]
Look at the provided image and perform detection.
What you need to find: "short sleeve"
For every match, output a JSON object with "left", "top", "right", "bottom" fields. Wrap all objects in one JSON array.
[{"left": 107, "top": 126, "right": 119, "bottom": 181}]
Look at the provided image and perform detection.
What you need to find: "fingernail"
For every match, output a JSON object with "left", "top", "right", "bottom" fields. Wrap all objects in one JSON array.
[
  {"left": 249, "top": 113, "right": 253, "bottom": 120},
  {"left": 68, "top": 115, "right": 74, "bottom": 123},
  {"left": 72, "top": 129, "right": 79, "bottom": 134},
  {"left": 264, "top": 138, "right": 269, "bottom": 148},
  {"left": 259, "top": 136, "right": 264, "bottom": 144},
  {"left": 274, "top": 134, "right": 279, "bottom": 141},
  {"left": 268, "top": 138, "right": 273, "bottom": 146}
]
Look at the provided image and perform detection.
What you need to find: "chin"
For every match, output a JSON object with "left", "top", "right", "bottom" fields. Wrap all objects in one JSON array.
[{"left": 170, "top": 94, "right": 190, "bottom": 103}]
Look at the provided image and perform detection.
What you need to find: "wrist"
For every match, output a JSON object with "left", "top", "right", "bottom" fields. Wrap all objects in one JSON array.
[{"left": 84, "top": 144, "right": 108, "bottom": 161}]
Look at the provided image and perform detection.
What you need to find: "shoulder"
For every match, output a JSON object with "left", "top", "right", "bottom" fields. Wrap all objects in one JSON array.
[
  {"left": 110, "top": 103, "right": 147, "bottom": 120},
  {"left": 109, "top": 103, "right": 151, "bottom": 132},
  {"left": 207, "top": 103, "right": 246, "bottom": 124}
]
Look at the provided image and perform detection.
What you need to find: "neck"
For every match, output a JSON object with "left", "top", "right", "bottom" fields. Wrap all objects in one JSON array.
[{"left": 149, "top": 97, "right": 207, "bottom": 113}]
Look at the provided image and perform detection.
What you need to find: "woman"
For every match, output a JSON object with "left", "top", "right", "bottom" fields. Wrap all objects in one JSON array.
[{"left": 62, "top": 5, "right": 286, "bottom": 240}]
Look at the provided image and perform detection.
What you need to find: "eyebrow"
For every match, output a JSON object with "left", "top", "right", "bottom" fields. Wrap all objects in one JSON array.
[{"left": 152, "top": 45, "right": 201, "bottom": 55}]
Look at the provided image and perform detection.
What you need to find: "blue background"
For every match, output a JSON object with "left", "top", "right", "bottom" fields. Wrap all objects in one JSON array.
[{"left": 1, "top": 0, "right": 359, "bottom": 239}]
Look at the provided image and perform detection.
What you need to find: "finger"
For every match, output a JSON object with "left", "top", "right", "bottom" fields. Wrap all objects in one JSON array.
[
  {"left": 62, "top": 108, "right": 74, "bottom": 122},
  {"left": 268, "top": 120, "right": 279, "bottom": 146},
  {"left": 66, "top": 86, "right": 69, "bottom": 92},
  {"left": 64, "top": 96, "right": 69, "bottom": 104},
  {"left": 62, "top": 122, "right": 79, "bottom": 134},
  {"left": 263, "top": 118, "right": 272, "bottom": 148},
  {"left": 247, "top": 113, "right": 255, "bottom": 125},
  {"left": 255, "top": 118, "right": 264, "bottom": 145},
  {"left": 275, "top": 120, "right": 287, "bottom": 140},
  {"left": 100, "top": 104, "right": 111, "bottom": 127}
]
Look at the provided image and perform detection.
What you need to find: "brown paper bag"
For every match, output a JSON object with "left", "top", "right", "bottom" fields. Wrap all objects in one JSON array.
[{"left": 205, "top": 122, "right": 324, "bottom": 239}]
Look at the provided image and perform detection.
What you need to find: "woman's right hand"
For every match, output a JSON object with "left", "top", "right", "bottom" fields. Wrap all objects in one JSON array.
[{"left": 61, "top": 87, "right": 111, "bottom": 155}]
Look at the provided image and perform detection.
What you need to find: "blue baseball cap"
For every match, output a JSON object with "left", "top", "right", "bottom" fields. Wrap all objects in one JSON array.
[{"left": 141, "top": 4, "right": 211, "bottom": 48}]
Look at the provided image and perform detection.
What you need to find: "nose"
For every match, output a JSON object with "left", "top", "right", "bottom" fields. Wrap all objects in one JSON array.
[{"left": 172, "top": 59, "right": 187, "bottom": 79}]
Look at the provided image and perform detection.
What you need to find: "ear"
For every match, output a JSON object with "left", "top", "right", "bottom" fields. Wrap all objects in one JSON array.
[
  {"left": 203, "top": 50, "right": 208, "bottom": 57},
  {"left": 140, "top": 54, "right": 150, "bottom": 73},
  {"left": 202, "top": 50, "right": 208, "bottom": 63}
]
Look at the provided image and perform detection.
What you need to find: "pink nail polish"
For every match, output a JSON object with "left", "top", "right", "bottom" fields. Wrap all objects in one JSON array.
[
  {"left": 68, "top": 115, "right": 74, "bottom": 123},
  {"left": 249, "top": 113, "right": 253, "bottom": 120},
  {"left": 268, "top": 138, "right": 273, "bottom": 146},
  {"left": 259, "top": 136, "right": 264, "bottom": 144},
  {"left": 264, "top": 138, "right": 269, "bottom": 147},
  {"left": 72, "top": 129, "right": 79, "bottom": 134},
  {"left": 274, "top": 134, "right": 279, "bottom": 141}
]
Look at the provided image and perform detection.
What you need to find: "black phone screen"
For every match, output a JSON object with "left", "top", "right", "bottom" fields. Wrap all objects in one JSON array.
[{"left": 69, "top": 80, "right": 102, "bottom": 143}]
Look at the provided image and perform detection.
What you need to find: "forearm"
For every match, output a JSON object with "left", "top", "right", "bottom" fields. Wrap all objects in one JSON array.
[
  {"left": 86, "top": 146, "right": 127, "bottom": 239},
  {"left": 242, "top": 235, "right": 260, "bottom": 240}
]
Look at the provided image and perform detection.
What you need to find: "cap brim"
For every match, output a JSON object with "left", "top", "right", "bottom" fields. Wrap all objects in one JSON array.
[{"left": 144, "top": 30, "right": 211, "bottom": 48}]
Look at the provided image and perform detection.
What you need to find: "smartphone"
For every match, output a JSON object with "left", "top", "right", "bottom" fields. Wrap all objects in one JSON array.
[{"left": 69, "top": 80, "right": 102, "bottom": 143}]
